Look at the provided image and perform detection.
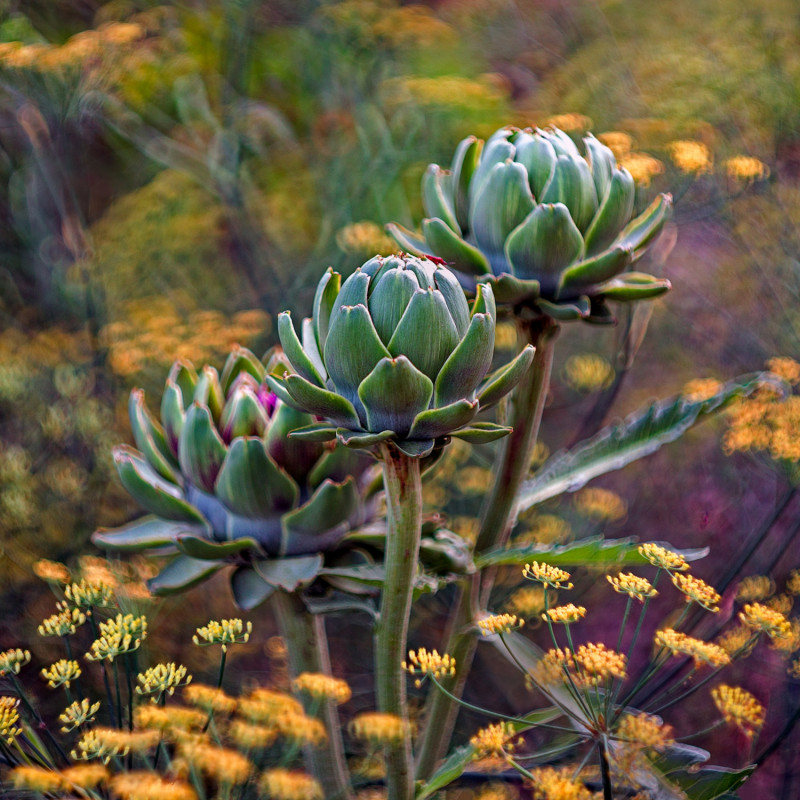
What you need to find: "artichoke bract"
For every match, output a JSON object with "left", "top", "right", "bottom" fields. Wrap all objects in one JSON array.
[
  {"left": 93, "top": 346, "right": 381, "bottom": 610},
  {"left": 387, "top": 126, "right": 672, "bottom": 323},
  {"left": 272, "top": 254, "right": 535, "bottom": 458}
]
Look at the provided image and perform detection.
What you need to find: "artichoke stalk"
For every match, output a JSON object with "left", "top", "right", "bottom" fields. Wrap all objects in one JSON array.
[
  {"left": 401, "top": 127, "right": 676, "bottom": 778},
  {"left": 93, "top": 346, "right": 380, "bottom": 611},
  {"left": 388, "top": 125, "right": 672, "bottom": 323},
  {"left": 271, "top": 253, "right": 535, "bottom": 458},
  {"left": 275, "top": 253, "right": 535, "bottom": 800}
]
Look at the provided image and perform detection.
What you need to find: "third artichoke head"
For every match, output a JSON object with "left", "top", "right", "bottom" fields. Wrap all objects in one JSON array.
[
  {"left": 387, "top": 125, "right": 672, "bottom": 323},
  {"left": 272, "top": 254, "right": 535, "bottom": 458}
]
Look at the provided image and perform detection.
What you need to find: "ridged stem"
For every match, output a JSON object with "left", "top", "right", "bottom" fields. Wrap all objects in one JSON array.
[
  {"left": 270, "top": 590, "right": 353, "bottom": 800},
  {"left": 415, "top": 317, "right": 559, "bottom": 780},
  {"left": 376, "top": 442, "right": 423, "bottom": 800}
]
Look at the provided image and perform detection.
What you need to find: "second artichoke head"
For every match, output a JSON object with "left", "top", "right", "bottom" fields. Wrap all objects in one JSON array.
[{"left": 273, "top": 254, "right": 535, "bottom": 457}]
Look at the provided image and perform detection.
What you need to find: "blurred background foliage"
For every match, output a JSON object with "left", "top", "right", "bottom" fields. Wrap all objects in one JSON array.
[{"left": 1, "top": 0, "right": 800, "bottom": 794}]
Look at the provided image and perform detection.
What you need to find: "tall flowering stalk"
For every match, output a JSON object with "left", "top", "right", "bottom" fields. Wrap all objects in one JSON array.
[
  {"left": 274, "top": 253, "right": 531, "bottom": 800},
  {"left": 396, "top": 125, "right": 673, "bottom": 777}
]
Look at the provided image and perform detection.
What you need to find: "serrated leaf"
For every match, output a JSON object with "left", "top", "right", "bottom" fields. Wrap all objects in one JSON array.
[
  {"left": 516, "top": 372, "right": 784, "bottom": 514},
  {"left": 475, "top": 535, "right": 707, "bottom": 570}
]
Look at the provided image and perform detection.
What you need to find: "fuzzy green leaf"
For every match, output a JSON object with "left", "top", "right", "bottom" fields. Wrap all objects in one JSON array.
[
  {"left": 475, "top": 535, "right": 708, "bottom": 570},
  {"left": 517, "top": 372, "right": 784, "bottom": 514}
]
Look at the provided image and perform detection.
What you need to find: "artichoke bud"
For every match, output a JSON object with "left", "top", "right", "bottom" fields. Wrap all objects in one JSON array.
[
  {"left": 95, "top": 346, "right": 383, "bottom": 609},
  {"left": 219, "top": 383, "right": 269, "bottom": 442},
  {"left": 276, "top": 254, "right": 535, "bottom": 457},
  {"left": 387, "top": 125, "right": 672, "bottom": 323}
]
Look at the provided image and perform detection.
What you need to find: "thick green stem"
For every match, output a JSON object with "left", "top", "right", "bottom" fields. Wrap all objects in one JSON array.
[
  {"left": 415, "top": 317, "right": 559, "bottom": 781},
  {"left": 475, "top": 317, "right": 560, "bottom": 556},
  {"left": 269, "top": 590, "right": 353, "bottom": 800},
  {"left": 376, "top": 443, "right": 423, "bottom": 800}
]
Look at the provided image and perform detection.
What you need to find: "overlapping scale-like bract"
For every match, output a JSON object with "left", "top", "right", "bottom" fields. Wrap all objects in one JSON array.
[
  {"left": 272, "top": 254, "right": 535, "bottom": 458},
  {"left": 387, "top": 126, "right": 672, "bottom": 323},
  {"left": 92, "top": 347, "right": 380, "bottom": 610}
]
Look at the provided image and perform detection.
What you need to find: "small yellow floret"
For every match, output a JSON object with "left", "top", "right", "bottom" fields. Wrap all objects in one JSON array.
[
  {"left": 574, "top": 643, "right": 627, "bottom": 680},
  {"left": 109, "top": 771, "right": 197, "bottom": 800},
  {"left": 33, "top": 559, "right": 71, "bottom": 584},
  {"left": 766, "top": 357, "right": 800, "bottom": 385},
  {"left": 259, "top": 768, "right": 323, "bottom": 800},
  {"left": 470, "top": 721, "right": 519, "bottom": 759},
  {"left": 682, "top": 378, "right": 723, "bottom": 403},
  {"left": 402, "top": 648, "right": 456, "bottom": 687},
  {"left": 529, "top": 765, "right": 592, "bottom": 800},
  {"left": 739, "top": 602, "right": 793, "bottom": 643},
  {"left": 292, "top": 672, "right": 352, "bottom": 703},
  {"left": 41, "top": 658, "right": 81, "bottom": 688},
  {"left": 668, "top": 139, "right": 713, "bottom": 174},
  {"left": 38, "top": 605, "right": 86, "bottom": 637},
  {"left": 349, "top": 712, "right": 409, "bottom": 744},
  {"left": 725, "top": 155, "right": 769, "bottom": 182},
  {"left": 179, "top": 741, "right": 253, "bottom": 784},
  {"left": 59, "top": 698, "right": 101, "bottom": 731},
  {"left": 229, "top": 719, "right": 278, "bottom": 749},
  {"left": 530, "top": 648, "right": 575, "bottom": 686},
  {"left": 573, "top": 487, "right": 626, "bottom": 522},
  {"left": 672, "top": 573, "right": 721, "bottom": 612},
  {"left": 617, "top": 152, "right": 665, "bottom": 187},
  {"left": 542, "top": 604, "right": 586, "bottom": 624},
  {"left": 712, "top": 684, "right": 764, "bottom": 737},
  {"left": 638, "top": 543, "right": 689, "bottom": 572},
  {"left": 736, "top": 575, "right": 775, "bottom": 603},
  {"left": 563, "top": 354, "right": 614, "bottom": 392},
  {"left": 193, "top": 618, "right": 252, "bottom": 651},
  {"left": 62, "top": 763, "right": 109, "bottom": 790},
  {"left": 137, "top": 662, "right": 191, "bottom": 696},
  {"left": 182, "top": 683, "right": 237, "bottom": 714},
  {"left": 655, "top": 628, "right": 731, "bottom": 667},
  {"left": 607, "top": 572, "right": 657, "bottom": 602},
  {"left": 64, "top": 578, "right": 116, "bottom": 608},
  {"left": 478, "top": 612, "right": 524, "bottom": 635},
  {"left": 0, "top": 696, "right": 22, "bottom": 743},
  {"left": 11, "top": 766, "right": 64, "bottom": 792},
  {"left": 523, "top": 562, "right": 573, "bottom": 589},
  {"left": 85, "top": 613, "right": 147, "bottom": 661},
  {"left": 237, "top": 689, "right": 303, "bottom": 723},
  {"left": 616, "top": 712, "right": 674, "bottom": 751},
  {"left": 134, "top": 703, "right": 206, "bottom": 734},
  {"left": 506, "top": 586, "right": 548, "bottom": 618},
  {"left": 0, "top": 648, "right": 31, "bottom": 677}
]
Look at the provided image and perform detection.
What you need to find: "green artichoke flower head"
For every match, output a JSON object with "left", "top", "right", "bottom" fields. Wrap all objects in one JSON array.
[
  {"left": 93, "top": 346, "right": 382, "bottom": 610},
  {"left": 272, "top": 254, "right": 535, "bottom": 458},
  {"left": 387, "top": 125, "right": 672, "bottom": 323}
]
